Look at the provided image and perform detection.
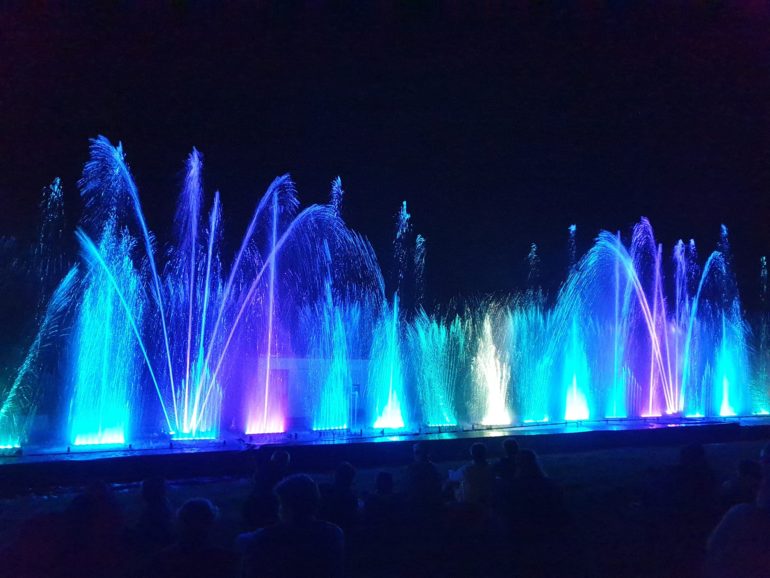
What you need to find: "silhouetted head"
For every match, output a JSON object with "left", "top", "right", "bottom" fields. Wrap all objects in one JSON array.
[
  {"left": 85, "top": 480, "right": 112, "bottom": 499},
  {"left": 680, "top": 443, "right": 708, "bottom": 471},
  {"left": 271, "top": 450, "right": 291, "bottom": 470},
  {"left": 142, "top": 477, "right": 167, "bottom": 504},
  {"left": 503, "top": 438, "right": 519, "bottom": 458},
  {"left": 739, "top": 459, "right": 762, "bottom": 480},
  {"left": 757, "top": 444, "right": 770, "bottom": 509},
  {"left": 517, "top": 449, "right": 545, "bottom": 479},
  {"left": 335, "top": 462, "right": 356, "bottom": 488},
  {"left": 761, "top": 443, "right": 770, "bottom": 466},
  {"left": 66, "top": 492, "right": 100, "bottom": 527},
  {"left": 66, "top": 481, "right": 119, "bottom": 527},
  {"left": 275, "top": 474, "right": 321, "bottom": 525},
  {"left": 177, "top": 498, "right": 218, "bottom": 543},
  {"left": 470, "top": 442, "right": 487, "bottom": 464},
  {"left": 376, "top": 471, "right": 394, "bottom": 495},
  {"left": 413, "top": 442, "right": 430, "bottom": 462}
]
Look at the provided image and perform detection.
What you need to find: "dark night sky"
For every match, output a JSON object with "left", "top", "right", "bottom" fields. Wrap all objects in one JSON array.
[{"left": 2, "top": 1, "right": 770, "bottom": 306}]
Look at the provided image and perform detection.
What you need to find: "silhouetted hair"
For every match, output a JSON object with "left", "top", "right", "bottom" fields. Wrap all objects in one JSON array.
[
  {"left": 335, "top": 462, "right": 356, "bottom": 486},
  {"left": 142, "top": 477, "right": 167, "bottom": 504},
  {"left": 66, "top": 481, "right": 116, "bottom": 525},
  {"left": 275, "top": 474, "right": 321, "bottom": 520},
  {"left": 761, "top": 442, "right": 770, "bottom": 464},
  {"left": 376, "top": 471, "right": 394, "bottom": 494},
  {"left": 503, "top": 438, "right": 519, "bottom": 457},
  {"left": 739, "top": 459, "right": 762, "bottom": 480},
  {"left": 680, "top": 443, "right": 707, "bottom": 469},
  {"left": 413, "top": 442, "right": 429, "bottom": 460},
  {"left": 178, "top": 498, "right": 218, "bottom": 535},
  {"left": 470, "top": 442, "right": 487, "bottom": 463},
  {"left": 271, "top": 450, "right": 291, "bottom": 467},
  {"left": 517, "top": 449, "right": 545, "bottom": 479}
]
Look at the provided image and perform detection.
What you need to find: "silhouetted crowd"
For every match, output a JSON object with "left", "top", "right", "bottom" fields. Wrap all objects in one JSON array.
[{"left": 2, "top": 438, "right": 770, "bottom": 577}]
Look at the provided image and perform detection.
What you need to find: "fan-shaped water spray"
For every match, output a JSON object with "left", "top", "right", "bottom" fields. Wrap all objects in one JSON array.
[{"left": 2, "top": 138, "right": 766, "bottom": 450}]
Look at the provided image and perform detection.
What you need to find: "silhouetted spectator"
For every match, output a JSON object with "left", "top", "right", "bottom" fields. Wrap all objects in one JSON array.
[
  {"left": 150, "top": 498, "right": 237, "bottom": 578},
  {"left": 705, "top": 444, "right": 770, "bottom": 578},
  {"left": 506, "top": 449, "right": 569, "bottom": 530},
  {"left": 652, "top": 443, "right": 718, "bottom": 575},
  {"left": 493, "top": 438, "right": 519, "bottom": 485},
  {"left": 456, "top": 442, "right": 495, "bottom": 506},
  {"left": 66, "top": 482, "right": 125, "bottom": 577},
  {"left": 243, "top": 449, "right": 291, "bottom": 529},
  {"left": 364, "top": 471, "right": 401, "bottom": 527},
  {"left": 505, "top": 450, "right": 575, "bottom": 575},
  {"left": 1, "top": 482, "right": 125, "bottom": 578},
  {"left": 131, "top": 477, "right": 174, "bottom": 551},
  {"left": 406, "top": 442, "right": 442, "bottom": 513},
  {"left": 0, "top": 510, "right": 66, "bottom": 578},
  {"left": 239, "top": 474, "right": 345, "bottom": 578},
  {"left": 671, "top": 443, "right": 717, "bottom": 519},
  {"left": 721, "top": 459, "right": 762, "bottom": 509},
  {"left": 320, "top": 462, "right": 359, "bottom": 530}
]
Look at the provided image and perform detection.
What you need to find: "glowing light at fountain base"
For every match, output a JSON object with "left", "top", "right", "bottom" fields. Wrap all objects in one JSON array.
[
  {"left": 474, "top": 315, "right": 512, "bottom": 427},
  {"left": 565, "top": 375, "right": 590, "bottom": 421},
  {"left": 73, "top": 428, "right": 125, "bottom": 446},
  {"left": 312, "top": 425, "right": 348, "bottom": 432},
  {"left": 171, "top": 431, "right": 218, "bottom": 441},
  {"left": 373, "top": 390, "right": 406, "bottom": 429},
  {"left": 523, "top": 417, "right": 550, "bottom": 424},
  {"left": 246, "top": 415, "right": 286, "bottom": 435}
]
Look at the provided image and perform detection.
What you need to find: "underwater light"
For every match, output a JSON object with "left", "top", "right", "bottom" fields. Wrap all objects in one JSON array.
[
  {"left": 73, "top": 428, "right": 126, "bottom": 446},
  {"left": 523, "top": 417, "right": 550, "bottom": 424}
]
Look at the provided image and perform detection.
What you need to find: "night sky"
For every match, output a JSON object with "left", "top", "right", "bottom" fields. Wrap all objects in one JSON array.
[{"left": 2, "top": 2, "right": 769, "bottom": 306}]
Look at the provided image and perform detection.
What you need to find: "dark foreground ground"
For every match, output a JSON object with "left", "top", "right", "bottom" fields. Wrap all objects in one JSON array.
[{"left": 0, "top": 438, "right": 766, "bottom": 578}]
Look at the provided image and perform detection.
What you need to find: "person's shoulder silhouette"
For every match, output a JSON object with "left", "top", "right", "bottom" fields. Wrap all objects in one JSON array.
[{"left": 239, "top": 474, "right": 344, "bottom": 578}]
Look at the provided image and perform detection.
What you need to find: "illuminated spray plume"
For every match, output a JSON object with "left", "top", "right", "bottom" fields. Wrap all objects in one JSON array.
[
  {"left": 472, "top": 313, "right": 512, "bottom": 426},
  {"left": 3, "top": 137, "right": 764, "bottom": 449}
]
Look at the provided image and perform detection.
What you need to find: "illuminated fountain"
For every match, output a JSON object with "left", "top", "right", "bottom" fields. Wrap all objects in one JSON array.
[
  {"left": 368, "top": 202, "right": 415, "bottom": 430},
  {"left": 0, "top": 136, "right": 767, "bottom": 451},
  {"left": 472, "top": 310, "right": 512, "bottom": 426},
  {"left": 407, "top": 311, "right": 464, "bottom": 428}
]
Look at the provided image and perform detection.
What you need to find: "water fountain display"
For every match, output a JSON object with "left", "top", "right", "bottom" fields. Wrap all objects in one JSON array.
[{"left": 1, "top": 136, "right": 767, "bottom": 450}]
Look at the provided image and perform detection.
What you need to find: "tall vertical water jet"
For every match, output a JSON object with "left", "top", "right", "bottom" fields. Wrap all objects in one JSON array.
[
  {"left": 408, "top": 311, "right": 463, "bottom": 427},
  {"left": 308, "top": 274, "right": 353, "bottom": 431},
  {"left": 1, "top": 268, "right": 78, "bottom": 447},
  {"left": 563, "top": 318, "right": 591, "bottom": 421},
  {"left": 711, "top": 226, "right": 749, "bottom": 417},
  {"left": 609, "top": 231, "right": 628, "bottom": 419},
  {"left": 243, "top": 181, "right": 301, "bottom": 435},
  {"left": 414, "top": 234, "right": 426, "bottom": 310},
  {"left": 369, "top": 202, "right": 412, "bottom": 430},
  {"left": 472, "top": 311, "right": 512, "bottom": 426},
  {"left": 506, "top": 295, "right": 551, "bottom": 423},
  {"left": 561, "top": 224, "right": 592, "bottom": 420},
  {"left": 69, "top": 219, "right": 143, "bottom": 445},
  {"left": 165, "top": 150, "right": 225, "bottom": 439},
  {"left": 755, "top": 256, "right": 770, "bottom": 413},
  {"left": 300, "top": 233, "right": 355, "bottom": 432},
  {"left": 35, "top": 178, "right": 69, "bottom": 313},
  {"left": 249, "top": 190, "right": 281, "bottom": 434},
  {"left": 527, "top": 243, "right": 541, "bottom": 291},
  {"left": 370, "top": 295, "right": 406, "bottom": 429},
  {"left": 672, "top": 240, "right": 689, "bottom": 413},
  {"left": 277, "top": 179, "right": 383, "bottom": 432}
]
